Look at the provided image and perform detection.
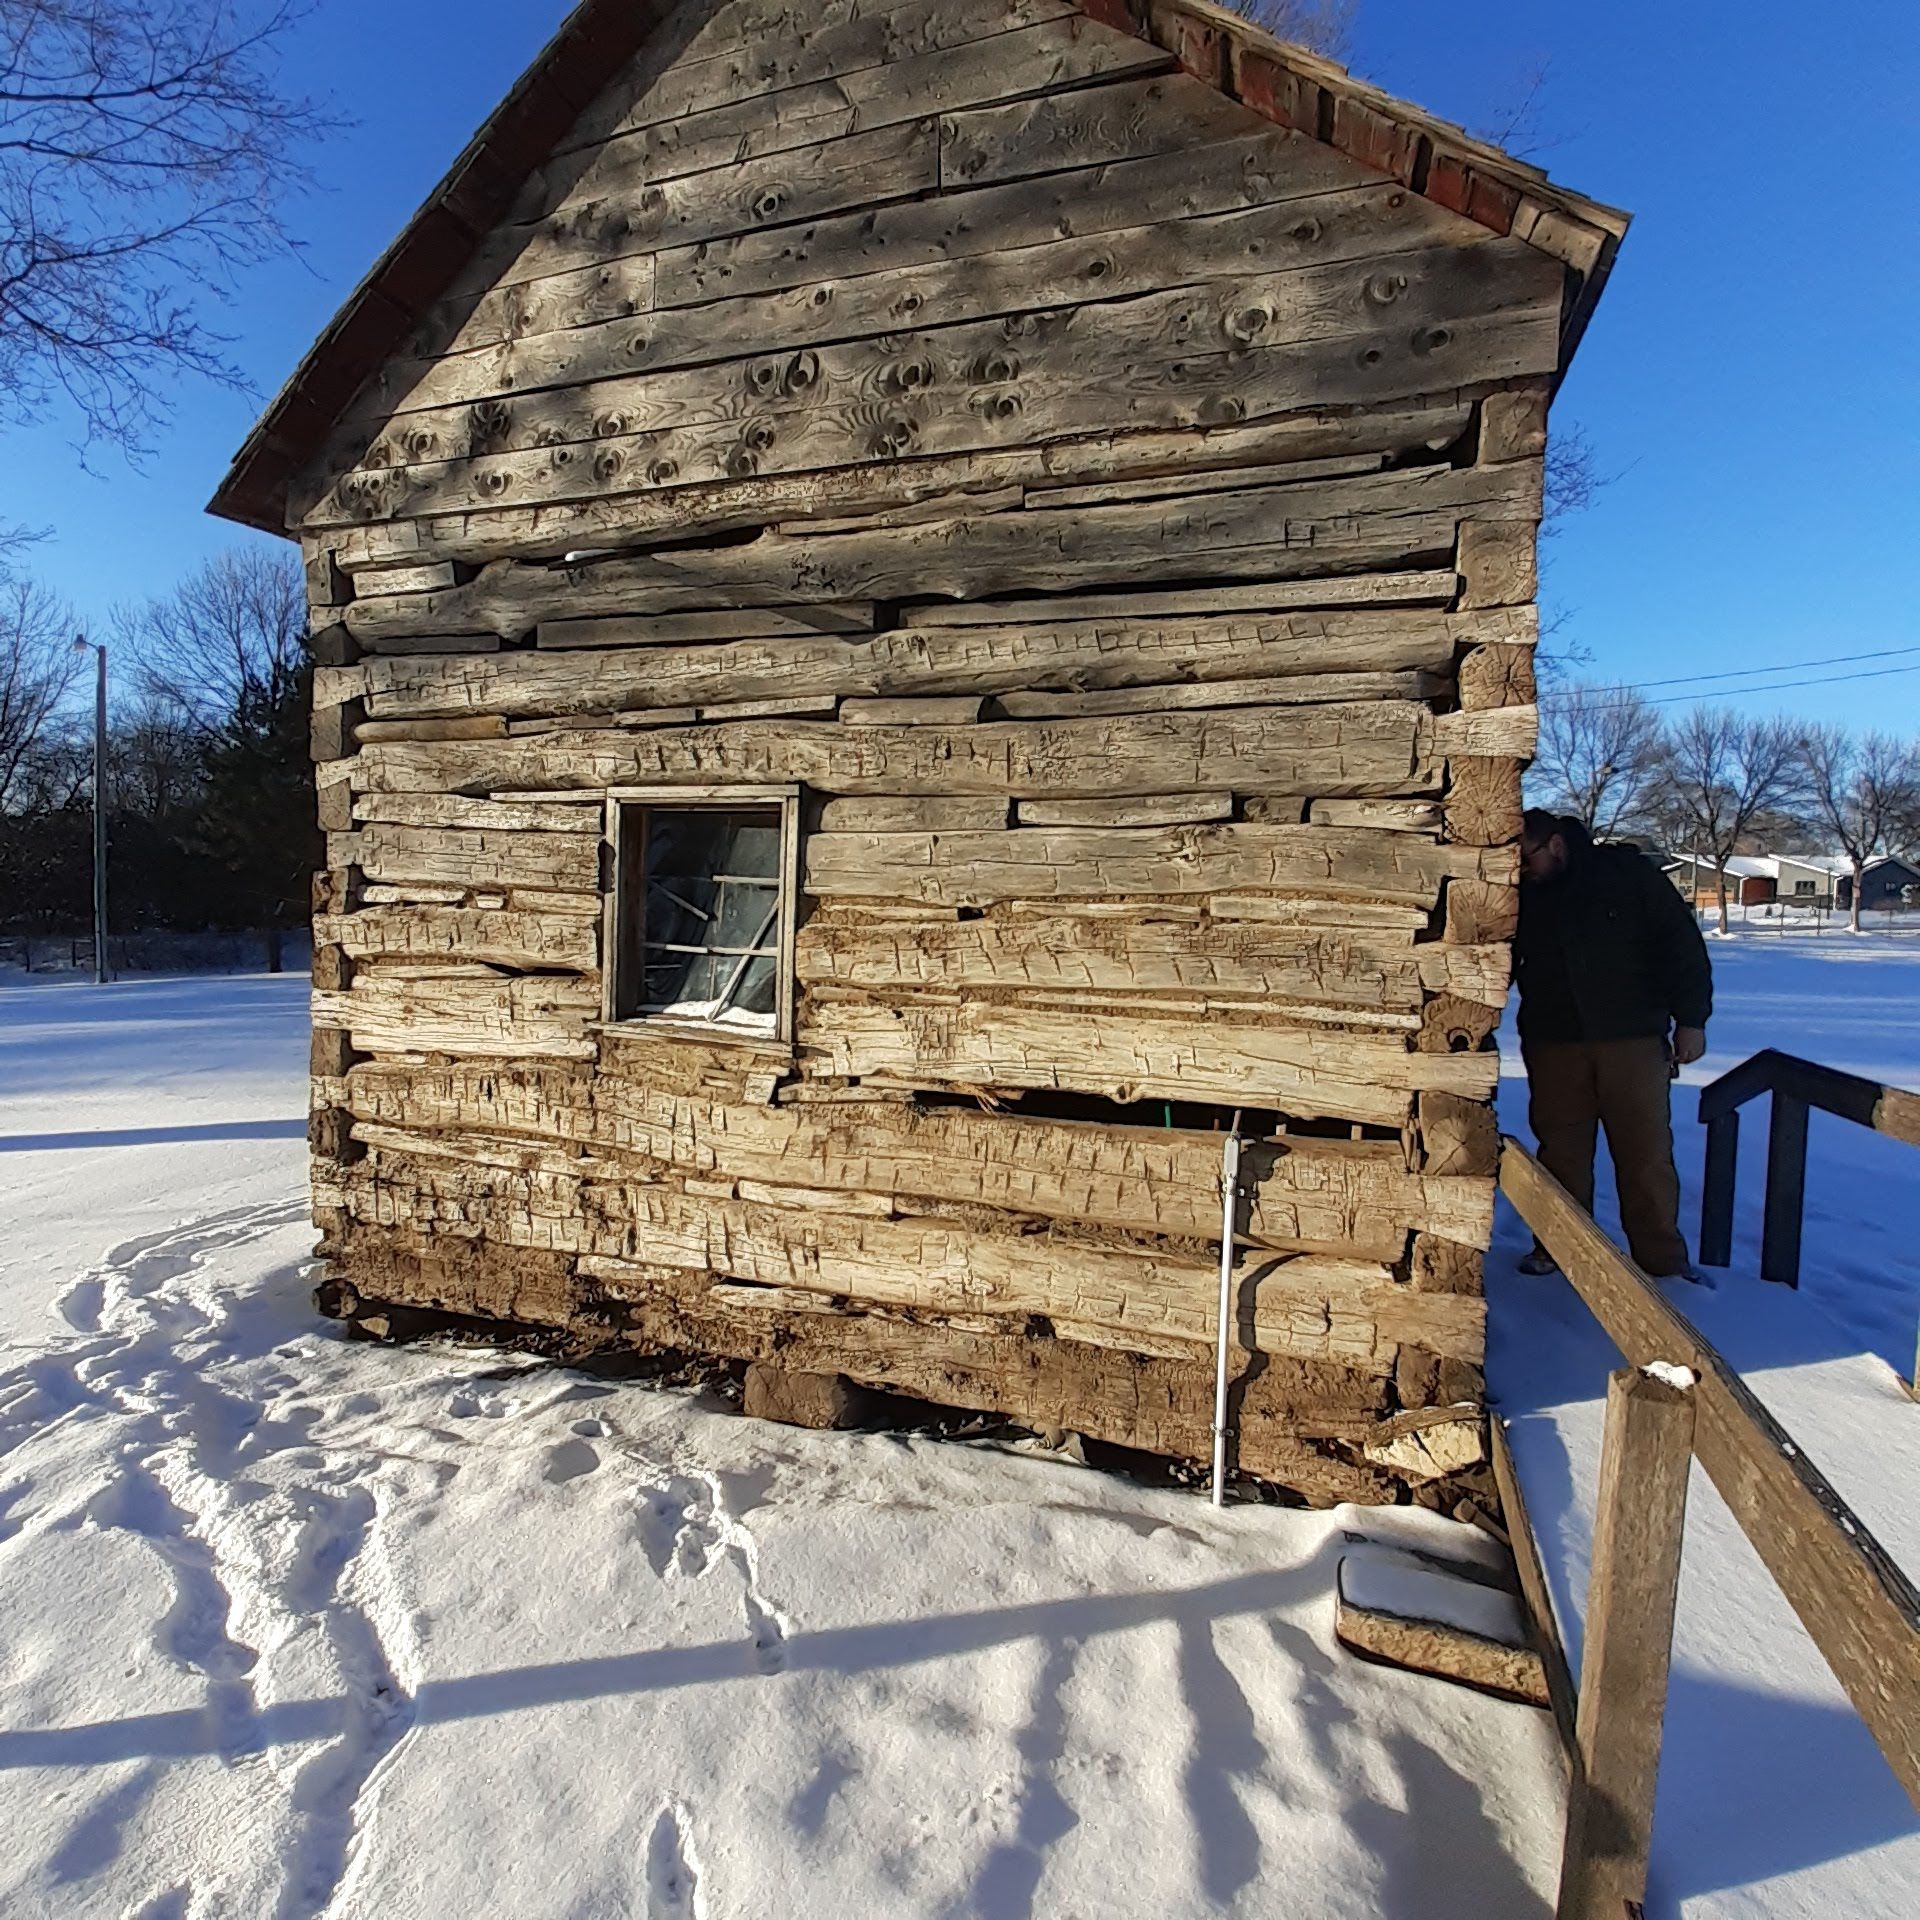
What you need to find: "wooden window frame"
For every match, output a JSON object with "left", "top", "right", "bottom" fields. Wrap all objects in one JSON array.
[{"left": 602, "top": 783, "right": 803, "bottom": 1046}]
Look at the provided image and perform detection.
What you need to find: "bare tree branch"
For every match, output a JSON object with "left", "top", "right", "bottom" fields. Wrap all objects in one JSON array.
[
  {"left": 1528, "top": 680, "right": 1665, "bottom": 838},
  {"left": 0, "top": 561, "right": 74, "bottom": 805},
  {"left": 1470, "top": 53, "right": 1562, "bottom": 159},
  {"left": 115, "top": 541, "right": 305, "bottom": 732},
  {"left": 1222, "top": 0, "right": 1357, "bottom": 60},
  {"left": 0, "top": 1, "right": 330, "bottom": 450},
  {"left": 1655, "top": 708, "right": 1802, "bottom": 935}
]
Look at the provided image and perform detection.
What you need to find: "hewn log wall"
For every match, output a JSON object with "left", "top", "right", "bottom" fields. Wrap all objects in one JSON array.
[{"left": 292, "top": 0, "right": 1593, "bottom": 1507}]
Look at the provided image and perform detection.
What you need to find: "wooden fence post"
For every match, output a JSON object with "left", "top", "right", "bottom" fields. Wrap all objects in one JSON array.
[
  {"left": 1556, "top": 1366, "right": 1697, "bottom": 1920},
  {"left": 1762, "top": 1093, "right": 1809, "bottom": 1285},
  {"left": 1698, "top": 1110, "right": 1738, "bottom": 1268}
]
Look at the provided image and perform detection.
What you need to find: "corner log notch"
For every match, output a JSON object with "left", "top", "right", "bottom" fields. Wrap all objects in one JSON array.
[{"left": 221, "top": 0, "right": 1626, "bottom": 1505}]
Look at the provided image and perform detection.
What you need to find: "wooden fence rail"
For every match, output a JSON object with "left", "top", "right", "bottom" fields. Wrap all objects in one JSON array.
[
  {"left": 1497, "top": 1140, "right": 1920, "bottom": 1915},
  {"left": 1696, "top": 1049, "right": 1920, "bottom": 1284}
]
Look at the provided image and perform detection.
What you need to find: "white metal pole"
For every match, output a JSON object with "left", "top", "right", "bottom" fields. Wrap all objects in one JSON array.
[{"left": 1211, "top": 1113, "right": 1243, "bottom": 1508}]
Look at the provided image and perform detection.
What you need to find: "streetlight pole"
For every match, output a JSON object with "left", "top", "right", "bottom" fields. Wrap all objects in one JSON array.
[{"left": 74, "top": 636, "right": 109, "bottom": 985}]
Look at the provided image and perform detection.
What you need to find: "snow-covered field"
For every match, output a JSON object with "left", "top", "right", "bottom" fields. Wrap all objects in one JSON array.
[{"left": 1, "top": 929, "right": 1915, "bottom": 1918}]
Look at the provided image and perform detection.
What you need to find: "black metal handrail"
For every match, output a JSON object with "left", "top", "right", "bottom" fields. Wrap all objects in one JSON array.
[{"left": 1697, "top": 1049, "right": 1920, "bottom": 1284}]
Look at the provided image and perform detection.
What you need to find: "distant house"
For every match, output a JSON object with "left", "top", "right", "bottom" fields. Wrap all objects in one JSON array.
[
  {"left": 1664, "top": 851, "right": 1920, "bottom": 914},
  {"left": 1771, "top": 854, "right": 1845, "bottom": 906},
  {"left": 1667, "top": 853, "right": 1777, "bottom": 908},
  {"left": 1839, "top": 857, "right": 1920, "bottom": 912}
]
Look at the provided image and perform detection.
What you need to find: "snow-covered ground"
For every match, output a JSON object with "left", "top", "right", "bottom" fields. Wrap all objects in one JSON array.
[
  {"left": 1, "top": 975, "right": 1566, "bottom": 1920},
  {"left": 1, "top": 927, "right": 1915, "bottom": 1918}
]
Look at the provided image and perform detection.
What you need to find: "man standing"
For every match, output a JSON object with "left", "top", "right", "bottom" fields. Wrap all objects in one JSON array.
[{"left": 1514, "top": 810, "right": 1713, "bottom": 1280}]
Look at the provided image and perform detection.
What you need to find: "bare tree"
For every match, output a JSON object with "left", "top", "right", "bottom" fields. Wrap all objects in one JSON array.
[
  {"left": 1529, "top": 681, "right": 1665, "bottom": 838},
  {"left": 1798, "top": 725, "right": 1920, "bottom": 933},
  {"left": 1656, "top": 707, "right": 1802, "bottom": 935},
  {"left": 0, "top": 1, "right": 326, "bottom": 448},
  {"left": 1228, "top": 0, "right": 1357, "bottom": 59},
  {"left": 117, "top": 543, "right": 305, "bottom": 732},
  {"left": 0, "top": 565, "right": 74, "bottom": 805},
  {"left": 1891, "top": 743, "right": 1920, "bottom": 862}
]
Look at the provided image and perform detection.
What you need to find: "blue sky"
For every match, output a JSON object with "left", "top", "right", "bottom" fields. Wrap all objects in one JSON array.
[{"left": 2, "top": 0, "right": 1915, "bottom": 729}]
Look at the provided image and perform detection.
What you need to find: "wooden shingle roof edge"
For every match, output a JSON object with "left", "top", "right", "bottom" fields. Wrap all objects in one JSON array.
[{"left": 208, "top": 0, "right": 1632, "bottom": 538}]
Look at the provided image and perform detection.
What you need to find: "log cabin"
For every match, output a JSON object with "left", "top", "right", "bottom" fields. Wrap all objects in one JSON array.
[{"left": 210, "top": 0, "right": 1627, "bottom": 1508}]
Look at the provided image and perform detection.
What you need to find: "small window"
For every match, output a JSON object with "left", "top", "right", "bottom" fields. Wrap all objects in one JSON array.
[
  {"left": 1794, "top": 879, "right": 1816, "bottom": 896},
  {"left": 606, "top": 786, "right": 800, "bottom": 1042}
]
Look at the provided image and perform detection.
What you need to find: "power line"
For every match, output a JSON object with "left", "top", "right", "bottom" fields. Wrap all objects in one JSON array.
[
  {"left": 1630, "top": 642, "right": 1920, "bottom": 691},
  {"left": 1563, "top": 662, "right": 1920, "bottom": 711},
  {"left": 1643, "top": 662, "right": 1920, "bottom": 707}
]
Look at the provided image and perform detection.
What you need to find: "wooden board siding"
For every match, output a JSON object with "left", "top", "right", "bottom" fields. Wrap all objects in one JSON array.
[{"left": 284, "top": 0, "right": 1571, "bottom": 1505}]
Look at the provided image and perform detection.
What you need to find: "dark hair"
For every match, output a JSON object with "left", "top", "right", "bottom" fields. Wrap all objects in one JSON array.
[{"left": 1521, "top": 809, "right": 1593, "bottom": 853}]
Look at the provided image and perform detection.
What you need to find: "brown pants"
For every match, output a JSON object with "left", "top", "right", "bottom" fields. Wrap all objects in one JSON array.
[{"left": 1522, "top": 1037, "right": 1690, "bottom": 1276}]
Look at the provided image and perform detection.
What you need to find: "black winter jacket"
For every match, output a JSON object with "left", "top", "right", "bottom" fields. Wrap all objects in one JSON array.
[{"left": 1514, "top": 844, "right": 1714, "bottom": 1045}]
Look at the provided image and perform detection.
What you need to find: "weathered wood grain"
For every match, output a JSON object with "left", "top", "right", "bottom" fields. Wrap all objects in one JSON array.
[
  {"left": 906, "top": 568, "right": 1463, "bottom": 625},
  {"left": 349, "top": 793, "right": 602, "bottom": 834},
  {"left": 795, "top": 910, "right": 1510, "bottom": 1011},
  {"left": 803, "top": 823, "right": 1511, "bottom": 908},
  {"left": 1443, "top": 756, "right": 1524, "bottom": 847},
  {"left": 309, "top": 248, "right": 1558, "bottom": 528},
  {"left": 352, "top": 605, "right": 1476, "bottom": 721},
  {"left": 341, "top": 1059, "right": 1493, "bottom": 1254},
  {"left": 321, "top": 407, "right": 1479, "bottom": 573},
  {"left": 800, "top": 999, "right": 1498, "bottom": 1123},
  {"left": 354, "top": 177, "right": 1477, "bottom": 432},
  {"left": 316, "top": 908, "right": 599, "bottom": 972},
  {"left": 340, "top": 1144, "right": 1483, "bottom": 1366},
  {"left": 992, "top": 669, "right": 1442, "bottom": 718},
  {"left": 1016, "top": 793, "right": 1232, "bottom": 828},
  {"left": 655, "top": 125, "right": 1345, "bottom": 309},
  {"left": 345, "top": 704, "right": 1435, "bottom": 803},
  {"left": 338, "top": 823, "right": 600, "bottom": 894},
  {"left": 940, "top": 69, "right": 1254, "bottom": 186},
  {"left": 815, "top": 796, "right": 1012, "bottom": 833},
  {"left": 313, "top": 973, "right": 600, "bottom": 1061},
  {"left": 538, "top": 604, "right": 875, "bottom": 648},
  {"left": 594, "top": 0, "right": 1083, "bottom": 141},
  {"left": 536, "top": 15, "right": 1171, "bottom": 217},
  {"left": 337, "top": 463, "right": 1541, "bottom": 633},
  {"left": 488, "top": 118, "right": 945, "bottom": 296}
]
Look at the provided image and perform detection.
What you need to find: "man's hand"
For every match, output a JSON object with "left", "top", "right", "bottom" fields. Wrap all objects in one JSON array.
[{"left": 1672, "top": 1025, "right": 1707, "bottom": 1066}]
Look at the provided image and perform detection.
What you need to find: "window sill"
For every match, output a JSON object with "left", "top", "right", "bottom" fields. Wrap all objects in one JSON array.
[{"left": 590, "top": 1017, "right": 795, "bottom": 1064}]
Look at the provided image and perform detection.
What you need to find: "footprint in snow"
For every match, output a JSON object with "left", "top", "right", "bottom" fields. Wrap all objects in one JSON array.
[
  {"left": 543, "top": 1439, "right": 600, "bottom": 1484},
  {"left": 645, "top": 1804, "right": 703, "bottom": 1919},
  {"left": 570, "top": 1417, "right": 609, "bottom": 1439},
  {"left": 446, "top": 1388, "right": 507, "bottom": 1420},
  {"left": 54, "top": 1275, "right": 105, "bottom": 1333}
]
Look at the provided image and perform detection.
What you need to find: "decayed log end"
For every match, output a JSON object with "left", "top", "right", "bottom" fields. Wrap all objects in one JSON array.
[{"left": 244, "top": 0, "right": 1618, "bottom": 1505}]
